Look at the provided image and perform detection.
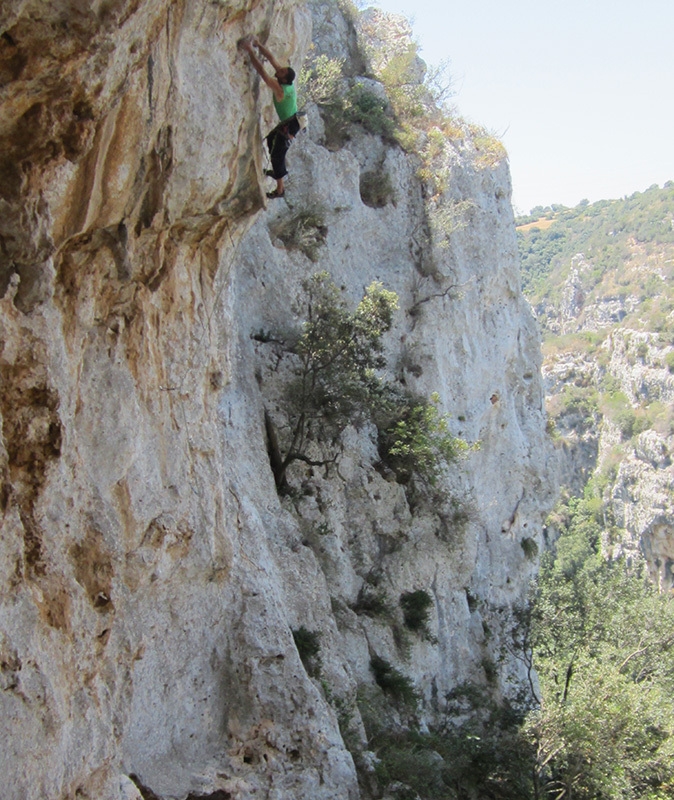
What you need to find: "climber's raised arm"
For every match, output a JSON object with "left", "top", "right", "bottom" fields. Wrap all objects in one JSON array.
[
  {"left": 252, "top": 37, "right": 283, "bottom": 72},
  {"left": 239, "top": 38, "right": 285, "bottom": 102}
]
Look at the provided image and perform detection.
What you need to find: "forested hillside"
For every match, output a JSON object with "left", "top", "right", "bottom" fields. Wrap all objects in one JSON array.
[
  {"left": 501, "top": 184, "right": 674, "bottom": 800},
  {"left": 517, "top": 185, "right": 674, "bottom": 540},
  {"left": 518, "top": 183, "right": 674, "bottom": 303}
]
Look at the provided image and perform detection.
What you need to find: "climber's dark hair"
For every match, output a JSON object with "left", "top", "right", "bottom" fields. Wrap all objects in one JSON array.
[{"left": 282, "top": 67, "right": 296, "bottom": 85}]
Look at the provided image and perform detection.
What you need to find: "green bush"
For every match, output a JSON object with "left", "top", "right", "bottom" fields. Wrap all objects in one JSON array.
[
  {"left": 345, "top": 83, "right": 396, "bottom": 139},
  {"left": 600, "top": 390, "right": 651, "bottom": 440},
  {"left": 614, "top": 406, "right": 637, "bottom": 439},
  {"left": 372, "top": 736, "right": 448, "bottom": 799},
  {"left": 292, "top": 626, "right": 322, "bottom": 678},
  {"left": 376, "top": 391, "right": 471, "bottom": 486},
  {"left": 359, "top": 683, "right": 534, "bottom": 800},
  {"left": 528, "top": 493, "right": 674, "bottom": 799},
  {"left": 399, "top": 589, "right": 433, "bottom": 632},
  {"left": 311, "top": 79, "right": 397, "bottom": 146},
  {"left": 370, "top": 655, "right": 418, "bottom": 707},
  {"left": 298, "top": 54, "right": 344, "bottom": 107},
  {"left": 550, "top": 384, "right": 599, "bottom": 432}
]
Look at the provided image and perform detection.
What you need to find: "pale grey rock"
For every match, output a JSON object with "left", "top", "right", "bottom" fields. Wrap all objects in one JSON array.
[
  {"left": 635, "top": 429, "right": 670, "bottom": 469},
  {"left": 0, "top": 1, "right": 555, "bottom": 798},
  {"left": 607, "top": 328, "right": 674, "bottom": 404},
  {"left": 308, "top": 0, "right": 366, "bottom": 75},
  {"left": 540, "top": 253, "right": 640, "bottom": 335},
  {"left": 558, "top": 255, "right": 588, "bottom": 329},
  {"left": 608, "top": 455, "right": 674, "bottom": 589},
  {"left": 119, "top": 775, "right": 144, "bottom": 800},
  {"left": 357, "top": 8, "right": 426, "bottom": 82}
]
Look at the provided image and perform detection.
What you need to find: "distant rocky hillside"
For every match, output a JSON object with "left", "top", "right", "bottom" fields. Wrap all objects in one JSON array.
[{"left": 517, "top": 184, "right": 674, "bottom": 588}]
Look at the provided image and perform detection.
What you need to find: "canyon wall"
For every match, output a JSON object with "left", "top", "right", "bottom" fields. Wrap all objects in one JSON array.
[
  {"left": 0, "top": 1, "right": 556, "bottom": 798},
  {"left": 541, "top": 239, "right": 674, "bottom": 590}
]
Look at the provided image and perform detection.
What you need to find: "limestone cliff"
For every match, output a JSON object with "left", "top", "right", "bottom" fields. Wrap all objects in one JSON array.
[
  {"left": 545, "top": 322, "right": 674, "bottom": 590},
  {"left": 1, "top": 1, "right": 555, "bottom": 798}
]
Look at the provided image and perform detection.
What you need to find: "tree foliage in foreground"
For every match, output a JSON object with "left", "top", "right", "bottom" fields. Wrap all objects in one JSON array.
[
  {"left": 352, "top": 489, "right": 674, "bottom": 800},
  {"left": 528, "top": 492, "right": 674, "bottom": 799}
]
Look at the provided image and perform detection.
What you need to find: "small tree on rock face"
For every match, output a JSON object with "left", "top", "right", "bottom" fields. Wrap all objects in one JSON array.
[
  {"left": 376, "top": 390, "right": 471, "bottom": 487},
  {"left": 291, "top": 271, "right": 397, "bottom": 423},
  {"left": 263, "top": 271, "right": 472, "bottom": 494},
  {"left": 266, "top": 272, "right": 398, "bottom": 491}
]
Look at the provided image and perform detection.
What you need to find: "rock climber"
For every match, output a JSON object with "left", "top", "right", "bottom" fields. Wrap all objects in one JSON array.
[{"left": 240, "top": 36, "right": 299, "bottom": 199}]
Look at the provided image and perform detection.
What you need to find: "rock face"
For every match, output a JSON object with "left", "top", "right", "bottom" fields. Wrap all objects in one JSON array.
[
  {"left": 540, "top": 241, "right": 674, "bottom": 589},
  {"left": 1, "top": 1, "right": 555, "bottom": 798}
]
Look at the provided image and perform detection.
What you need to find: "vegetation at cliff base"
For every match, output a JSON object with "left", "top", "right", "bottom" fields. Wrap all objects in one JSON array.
[
  {"left": 350, "top": 495, "right": 674, "bottom": 800},
  {"left": 526, "top": 491, "right": 674, "bottom": 799}
]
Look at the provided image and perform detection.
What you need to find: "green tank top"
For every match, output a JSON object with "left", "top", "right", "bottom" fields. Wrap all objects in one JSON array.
[{"left": 274, "top": 83, "right": 297, "bottom": 122}]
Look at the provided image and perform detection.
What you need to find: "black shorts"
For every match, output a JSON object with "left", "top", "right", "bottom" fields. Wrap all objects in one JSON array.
[{"left": 266, "top": 115, "right": 301, "bottom": 180}]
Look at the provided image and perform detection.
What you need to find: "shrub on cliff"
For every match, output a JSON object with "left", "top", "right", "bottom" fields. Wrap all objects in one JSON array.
[
  {"left": 264, "top": 272, "right": 397, "bottom": 491},
  {"left": 399, "top": 589, "right": 433, "bottom": 632},
  {"left": 370, "top": 655, "right": 418, "bottom": 707},
  {"left": 262, "top": 272, "right": 471, "bottom": 493},
  {"left": 376, "top": 391, "right": 471, "bottom": 487}
]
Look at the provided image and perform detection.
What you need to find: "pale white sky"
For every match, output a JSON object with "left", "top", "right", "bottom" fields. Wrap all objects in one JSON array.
[{"left": 373, "top": 0, "right": 674, "bottom": 214}]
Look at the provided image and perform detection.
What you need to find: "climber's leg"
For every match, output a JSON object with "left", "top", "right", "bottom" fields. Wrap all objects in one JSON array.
[{"left": 266, "top": 130, "right": 289, "bottom": 181}]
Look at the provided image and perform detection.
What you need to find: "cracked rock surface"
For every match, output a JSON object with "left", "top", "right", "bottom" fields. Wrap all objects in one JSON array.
[{"left": 1, "top": 1, "right": 556, "bottom": 798}]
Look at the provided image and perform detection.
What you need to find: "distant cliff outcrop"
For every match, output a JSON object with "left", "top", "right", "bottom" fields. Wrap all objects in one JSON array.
[{"left": 519, "top": 186, "right": 674, "bottom": 588}]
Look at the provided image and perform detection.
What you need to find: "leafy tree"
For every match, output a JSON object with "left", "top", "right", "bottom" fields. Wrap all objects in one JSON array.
[
  {"left": 266, "top": 272, "right": 397, "bottom": 491},
  {"left": 376, "top": 390, "right": 471, "bottom": 487},
  {"left": 264, "top": 272, "right": 471, "bottom": 494},
  {"left": 527, "top": 493, "right": 674, "bottom": 799}
]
